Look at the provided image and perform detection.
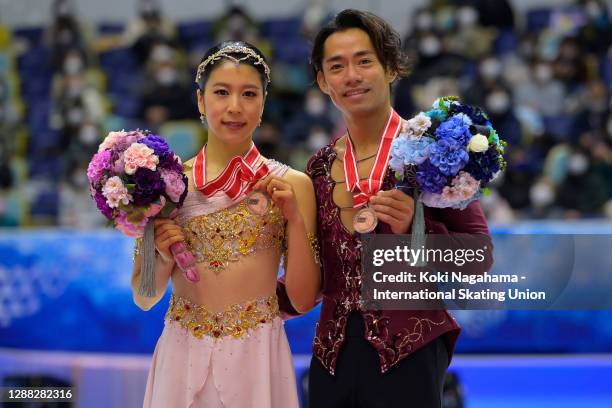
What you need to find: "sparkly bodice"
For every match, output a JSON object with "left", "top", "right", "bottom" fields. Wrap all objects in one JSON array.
[{"left": 179, "top": 196, "right": 286, "bottom": 270}]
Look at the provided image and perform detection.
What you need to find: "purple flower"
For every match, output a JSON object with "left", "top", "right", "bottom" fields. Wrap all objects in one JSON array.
[
  {"left": 141, "top": 135, "right": 171, "bottom": 161},
  {"left": 132, "top": 168, "right": 166, "bottom": 206},
  {"left": 160, "top": 168, "right": 187, "bottom": 202},
  {"left": 93, "top": 189, "right": 114, "bottom": 219},
  {"left": 416, "top": 160, "right": 449, "bottom": 193},
  {"left": 428, "top": 138, "right": 470, "bottom": 176},
  {"left": 435, "top": 116, "right": 472, "bottom": 146},
  {"left": 113, "top": 131, "right": 142, "bottom": 152},
  {"left": 464, "top": 147, "right": 501, "bottom": 183},
  {"left": 87, "top": 150, "right": 112, "bottom": 184},
  {"left": 177, "top": 173, "right": 188, "bottom": 206},
  {"left": 159, "top": 153, "right": 183, "bottom": 172}
]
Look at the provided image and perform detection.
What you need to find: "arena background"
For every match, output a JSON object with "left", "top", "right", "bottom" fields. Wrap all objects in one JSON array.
[{"left": 0, "top": 0, "right": 611, "bottom": 406}]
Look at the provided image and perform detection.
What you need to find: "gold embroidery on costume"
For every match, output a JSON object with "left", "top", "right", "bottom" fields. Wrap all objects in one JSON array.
[
  {"left": 166, "top": 294, "right": 279, "bottom": 339},
  {"left": 307, "top": 232, "right": 321, "bottom": 265},
  {"left": 132, "top": 238, "right": 143, "bottom": 261},
  {"left": 182, "top": 201, "right": 285, "bottom": 271}
]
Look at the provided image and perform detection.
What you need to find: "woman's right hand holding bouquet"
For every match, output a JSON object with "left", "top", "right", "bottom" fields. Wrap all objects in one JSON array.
[{"left": 154, "top": 218, "right": 186, "bottom": 264}]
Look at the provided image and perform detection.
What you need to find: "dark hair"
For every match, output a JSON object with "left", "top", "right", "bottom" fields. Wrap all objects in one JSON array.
[
  {"left": 310, "top": 9, "right": 410, "bottom": 79},
  {"left": 195, "top": 41, "right": 270, "bottom": 91}
]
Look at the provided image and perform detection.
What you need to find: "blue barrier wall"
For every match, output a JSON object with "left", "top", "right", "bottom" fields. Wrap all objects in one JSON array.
[{"left": 0, "top": 222, "right": 611, "bottom": 354}]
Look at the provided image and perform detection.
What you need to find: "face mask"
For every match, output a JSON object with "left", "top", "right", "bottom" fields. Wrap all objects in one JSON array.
[
  {"left": 63, "top": 56, "right": 83, "bottom": 74},
  {"left": 480, "top": 58, "right": 502, "bottom": 80},
  {"left": 67, "top": 107, "right": 84, "bottom": 125},
  {"left": 534, "top": 64, "right": 553, "bottom": 82},
  {"left": 586, "top": 1, "right": 602, "bottom": 18},
  {"left": 307, "top": 129, "right": 329, "bottom": 151},
  {"left": 156, "top": 67, "right": 177, "bottom": 85},
  {"left": 415, "top": 13, "right": 433, "bottom": 31},
  {"left": 530, "top": 181, "right": 554, "bottom": 207},
  {"left": 457, "top": 6, "right": 478, "bottom": 28},
  {"left": 151, "top": 45, "right": 172, "bottom": 63},
  {"left": 419, "top": 35, "right": 441, "bottom": 57},
  {"left": 79, "top": 125, "right": 99, "bottom": 145},
  {"left": 567, "top": 153, "right": 589, "bottom": 175},
  {"left": 305, "top": 96, "right": 325, "bottom": 116},
  {"left": 486, "top": 91, "right": 510, "bottom": 114}
]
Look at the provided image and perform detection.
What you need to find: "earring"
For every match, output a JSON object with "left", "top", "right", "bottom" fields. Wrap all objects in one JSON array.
[
  {"left": 258, "top": 118, "right": 262, "bottom": 127},
  {"left": 200, "top": 114, "right": 206, "bottom": 124}
]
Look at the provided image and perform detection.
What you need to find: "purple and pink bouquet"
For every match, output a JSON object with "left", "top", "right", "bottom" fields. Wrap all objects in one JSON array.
[
  {"left": 87, "top": 129, "right": 198, "bottom": 295},
  {"left": 390, "top": 96, "right": 506, "bottom": 210}
]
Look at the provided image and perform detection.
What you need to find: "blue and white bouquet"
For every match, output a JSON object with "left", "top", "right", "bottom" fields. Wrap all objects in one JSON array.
[{"left": 390, "top": 96, "right": 506, "bottom": 210}]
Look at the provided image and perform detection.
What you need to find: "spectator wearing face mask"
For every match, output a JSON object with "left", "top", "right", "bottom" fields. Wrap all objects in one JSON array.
[
  {"left": 571, "top": 80, "right": 610, "bottom": 139},
  {"left": 45, "top": 0, "right": 92, "bottom": 72},
  {"left": 556, "top": 147, "right": 609, "bottom": 216},
  {"left": 395, "top": 9, "right": 465, "bottom": 118},
  {"left": 138, "top": 43, "right": 194, "bottom": 129},
  {"left": 95, "top": 0, "right": 178, "bottom": 62},
  {"left": 514, "top": 60, "right": 566, "bottom": 117},
  {"left": 283, "top": 88, "right": 335, "bottom": 146},
  {"left": 445, "top": 5, "right": 496, "bottom": 59},
  {"left": 58, "top": 161, "right": 107, "bottom": 228},
  {"left": 578, "top": 0, "right": 612, "bottom": 55},
  {"left": 553, "top": 37, "right": 588, "bottom": 88},
  {"left": 211, "top": 6, "right": 272, "bottom": 60},
  {"left": 50, "top": 52, "right": 106, "bottom": 150}
]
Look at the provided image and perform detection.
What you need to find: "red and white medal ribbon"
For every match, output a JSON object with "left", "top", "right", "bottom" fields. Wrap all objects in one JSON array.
[
  {"left": 343, "top": 108, "right": 402, "bottom": 207},
  {"left": 193, "top": 143, "right": 269, "bottom": 201}
]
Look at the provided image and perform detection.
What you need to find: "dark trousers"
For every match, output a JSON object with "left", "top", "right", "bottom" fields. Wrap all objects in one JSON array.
[{"left": 308, "top": 312, "right": 449, "bottom": 408}]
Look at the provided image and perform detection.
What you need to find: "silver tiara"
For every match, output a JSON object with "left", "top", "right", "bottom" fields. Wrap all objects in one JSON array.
[{"left": 195, "top": 44, "right": 271, "bottom": 85}]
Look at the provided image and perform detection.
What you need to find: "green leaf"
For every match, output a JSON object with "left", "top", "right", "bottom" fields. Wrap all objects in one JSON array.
[
  {"left": 127, "top": 207, "right": 146, "bottom": 224},
  {"left": 159, "top": 201, "right": 177, "bottom": 218}
]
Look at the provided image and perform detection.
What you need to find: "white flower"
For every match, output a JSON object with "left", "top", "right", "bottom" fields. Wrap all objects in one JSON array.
[
  {"left": 102, "top": 176, "right": 131, "bottom": 208},
  {"left": 402, "top": 113, "right": 431, "bottom": 138},
  {"left": 467, "top": 134, "right": 489, "bottom": 152}
]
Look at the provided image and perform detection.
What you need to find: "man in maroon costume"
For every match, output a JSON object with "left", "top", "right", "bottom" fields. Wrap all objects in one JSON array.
[{"left": 279, "top": 9, "right": 491, "bottom": 407}]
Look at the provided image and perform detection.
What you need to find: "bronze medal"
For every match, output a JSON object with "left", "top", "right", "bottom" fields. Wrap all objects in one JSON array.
[
  {"left": 245, "top": 190, "right": 270, "bottom": 216},
  {"left": 353, "top": 207, "right": 378, "bottom": 234}
]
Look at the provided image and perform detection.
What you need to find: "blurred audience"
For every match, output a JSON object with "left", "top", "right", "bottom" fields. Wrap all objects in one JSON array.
[{"left": 0, "top": 0, "right": 610, "bottom": 226}]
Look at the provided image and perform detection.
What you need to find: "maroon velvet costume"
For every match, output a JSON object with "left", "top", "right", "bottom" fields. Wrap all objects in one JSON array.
[{"left": 278, "top": 142, "right": 492, "bottom": 375}]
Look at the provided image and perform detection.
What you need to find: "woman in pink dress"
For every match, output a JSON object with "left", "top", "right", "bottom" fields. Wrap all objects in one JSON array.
[{"left": 131, "top": 41, "right": 321, "bottom": 408}]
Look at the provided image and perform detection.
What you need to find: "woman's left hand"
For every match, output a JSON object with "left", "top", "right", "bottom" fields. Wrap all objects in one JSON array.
[{"left": 253, "top": 175, "right": 302, "bottom": 224}]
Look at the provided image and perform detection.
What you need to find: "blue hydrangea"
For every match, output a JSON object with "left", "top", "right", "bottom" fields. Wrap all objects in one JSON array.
[
  {"left": 416, "top": 160, "right": 448, "bottom": 193},
  {"left": 390, "top": 137, "right": 435, "bottom": 174},
  {"left": 452, "top": 113, "right": 473, "bottom": 126},
  {"left": 435, "top": 116, "right": 472, "bottom": 146},
  {"left": 428, "top": 138, "right": 469, "bottom": 176}
]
